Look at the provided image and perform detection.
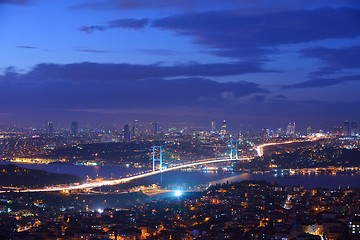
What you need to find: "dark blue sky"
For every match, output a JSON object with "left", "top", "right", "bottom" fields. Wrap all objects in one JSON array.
[{"left": 0, "top": 0, "right": 360, "bottom": 130}]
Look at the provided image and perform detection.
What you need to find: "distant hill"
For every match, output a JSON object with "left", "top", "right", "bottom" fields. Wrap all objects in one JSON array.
[{"left": 0, "top": 164, "right": 82, "bottom": 188}]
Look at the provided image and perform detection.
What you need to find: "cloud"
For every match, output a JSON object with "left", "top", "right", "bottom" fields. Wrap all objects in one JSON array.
[
  {"left": 1, "top": 62, "right": 359, "bottom": 128},
  {"left": 72, "top": 0, "right": 206, "bottom": 11},
  {"left": 75, "top": 48, "right": 119, "bottom": 53},
  {"left": 16, "top": 45, "right": 38, "bottom": 49},
  {"left": 108, "top": 18, "right": 149, "bottom": 29},
  {"left": 80, "top": 8, "right": 360, "bottom": 60},
  {"left": 80, "top": 18, "right": 149, "bottom": 33},
  {"left": 0, "top": 0, "right": 30, "bottom": 5},
  {"left": 302, "top": 45, "right": 360, "bottom": 76},
  {"left": 79, "top": 25, "right": 107, "bottom": 34},
  {"left": 0, "top": 63, "right": 267, "bottom": 110},
  {"left": 283, "top": 75, "right": 360, "bottom": 88},
  {"left": 151, "top": 8, "right": 360, "bottom": 60},
  {"left": 71, "top": 0, "right": 360, "bottom": 12},
  {"left": 137, "top": 49, "right": 181, "bottom": 56},
  {"left": 0, "top": 61, "right": 269, "bottom": 82}
]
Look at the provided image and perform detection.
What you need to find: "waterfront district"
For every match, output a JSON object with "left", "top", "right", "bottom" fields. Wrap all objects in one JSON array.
[{"left": 0, "top": 120, "right": 360, "bottom": 239}]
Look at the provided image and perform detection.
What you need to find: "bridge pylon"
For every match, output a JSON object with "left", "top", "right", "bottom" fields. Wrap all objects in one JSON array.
[
  {"left": 229, "top": 139, "right": 238, "bottom": 160},
  {"left": 152, "top": 146, "right": 163, "bottom": 172}
]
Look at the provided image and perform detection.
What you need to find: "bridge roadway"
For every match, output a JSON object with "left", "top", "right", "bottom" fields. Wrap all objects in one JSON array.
[
  {"left": 0, "top": 157, "right": 251, "bottom": 193},
  {"left": 1, "top": 139, "right": 312, "bottom": 193}
]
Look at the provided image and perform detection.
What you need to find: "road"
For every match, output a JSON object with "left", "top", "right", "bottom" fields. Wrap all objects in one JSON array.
[{"left": 255, "top": 139, "right": 309, "bottom": 157}]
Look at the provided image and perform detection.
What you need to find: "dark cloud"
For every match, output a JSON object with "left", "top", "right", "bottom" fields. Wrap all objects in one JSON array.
[
  {"left": 302, "top": 45, "right": 360, "bottom": 76},
  {"left": 79, "top": 25, "right": 108, "bottom": 34},
  {"left": 80, "top": 18, "right": 149, "bottom": 33},
  {"left": 151, "top": 8, "right": 360, "bottom": 59},
  {"left": 274, "top": 95, "right": 287, "bottom": 99},
  {"left": 108, "top": 18, "right": 149, "bottom": 29},
  {"left": 283, "top": 75, "right": 360, "bottom": 89},
  {"left": 1, "top": 63, "right": 360, "bottom": 129},
  {"left": 71, "top": 0, "right": 360, "bottom": 12},
  {"left": 137, "top": 49, "right": 181, "bottom": 56},
  {"left": 0, "top": 64, "right": 266, "bottom": 110},
  {"left": 0, "top": 0, "right": 30, "bottom": 5},
  {"left": 75, "top": 48, "right": 119, "bottom": 53},
  {"left": 72, "top": 0, "right": 206, "bottom": 11},
  {"left": 0, "top": 61, "right": 269, "bottom": 82},
  {"left": 16, "top": 45, "right": 37, "bottom": 49}
]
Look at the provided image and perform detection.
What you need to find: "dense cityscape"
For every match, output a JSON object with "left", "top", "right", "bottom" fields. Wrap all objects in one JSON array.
[
  {"left": 2, "top": 0, "right": 360, "bottom": 239},
  {"left": 0, "top": 119, "right": 359, "bottom": 239}
]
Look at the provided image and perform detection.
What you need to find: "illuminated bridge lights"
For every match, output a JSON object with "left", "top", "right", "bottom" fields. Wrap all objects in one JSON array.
[{"left": 0, "top": 157, "right": 250, "bottom": 193}]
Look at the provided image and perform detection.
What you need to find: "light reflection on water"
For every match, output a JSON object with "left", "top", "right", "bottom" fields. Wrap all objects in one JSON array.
[{"left": 1, "top": 162, "right": 360, "bottom": 189}]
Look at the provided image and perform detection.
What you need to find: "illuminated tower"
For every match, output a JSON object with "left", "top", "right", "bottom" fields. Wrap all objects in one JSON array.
[
  {"left": 220, "top": 120, "right": 227, "bottom": 136},
  {"left": 152, "top": 146, "right": 163, "bottom": 172},
  {"left": 211, "top": 119, "right": 216, "bottom": 133}
]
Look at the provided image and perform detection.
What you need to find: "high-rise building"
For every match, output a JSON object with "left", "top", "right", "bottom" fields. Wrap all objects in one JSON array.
[
  {"left": 123, "top": 124, "right": 130, "bottom": 142},
  {"left": 220, "top": 120, "right": 227, "bottom": 136},
  {"left": 351, "top": 121, "right": 358, "bottom": 136},
  {"left": 152, "top": 122, "right": 159, "bottom": 135},
  {"left": 132, "top": 120, "right": 139, "bottom": 139},
  {"left": 211, "top": 119, "right": 216, "bottom": 133},
  {"left": 344, "top": 121, "right": 350, "bottom": 136},
  {"left": 286, "top": 122, "right": 296, "bottom": 136},
  {"left": 46, "top": 121, "right": 53, "bottom": 135},
  {"left": 71, "top": 122, "right": 78, "bottom": 135},
  {"left": 333, "top": 125, "right": 343, "bottom": 135},
  {"left": 262, "top": 128, "right": 271, "bottom": 138},
  {"left": 306, "top": 126, "right": 312, "bottom": 136}
]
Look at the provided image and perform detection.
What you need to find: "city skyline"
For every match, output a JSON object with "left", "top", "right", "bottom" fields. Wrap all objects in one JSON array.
[{"left": 1, "top": 0, "right": 360, "bottom": 128}]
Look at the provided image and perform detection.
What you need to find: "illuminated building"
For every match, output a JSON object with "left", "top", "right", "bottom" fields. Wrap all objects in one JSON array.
[
  {"left": 220, "top": 120, "right": 227, "bottom": 136},
  {"left": 152, "top": 122, "right": 159, "bottom": 135},
  {"left": 333, "top": 125, "right": 343, "bottom": 135},
  {"left": 351, "top": 121, "right": 358, "bottom": 136},
  {"left": 306, "top": 126, "right": 312, "bottom": 136},
  {"left": 46, "top": 121, "right": 53, "bottom": 135},
  {"left": 123, "top": 124, "right": 130, "bottom": 142},
  {"left": 211, "top": 119, "right": 216, "bottom": 133},
  {"left": 262, "top": 128, "right": 271, "bottom": 138},
  {"left": 349, "top": 217, "right": 360, "bottom": 237},
  {"left": 286, "top": 122, "right": 296, "bottom": 137},
  {"left": 132, "top": 120, "right": 139, "bottom": 139},
  {"left": 344, "top": 120, "right": 350, "bottom": 136}
]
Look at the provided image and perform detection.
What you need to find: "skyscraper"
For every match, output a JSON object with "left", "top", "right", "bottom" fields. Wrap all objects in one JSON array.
[
  {"left": 286, "top": 122, "right": 296, "bottom": 136},
  {"left": 344, "top": 121, "right": 350, "bottom": 136},
  {"left": 152, "top": 122, "right": 159, "bottom": 135},
  {"left": 306, "top": 126, "right": 312, "bottom": 136},
  {"left": 132, "top": 120, "right": 140, "bottom": 139},
  {"left": 46, "top": 121, "right": 53, "bottom": 135},
  {"left": 351, "top": 121, "right": 358, "bottom": 136},
  {"left": 220, "top": 120, "right": 227, "bottom": 136},
  {"left": 333, "top": 125, "right": 343, "bottom": 136},
  {"left": 211, "top": 119, "right": 216, "bottom": 133},
  {"left": 71, "top": 122, "right": 78, "bottom": 135},
  {"left": 123, "top": 124, "right": 130, "bottom": 142}
]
